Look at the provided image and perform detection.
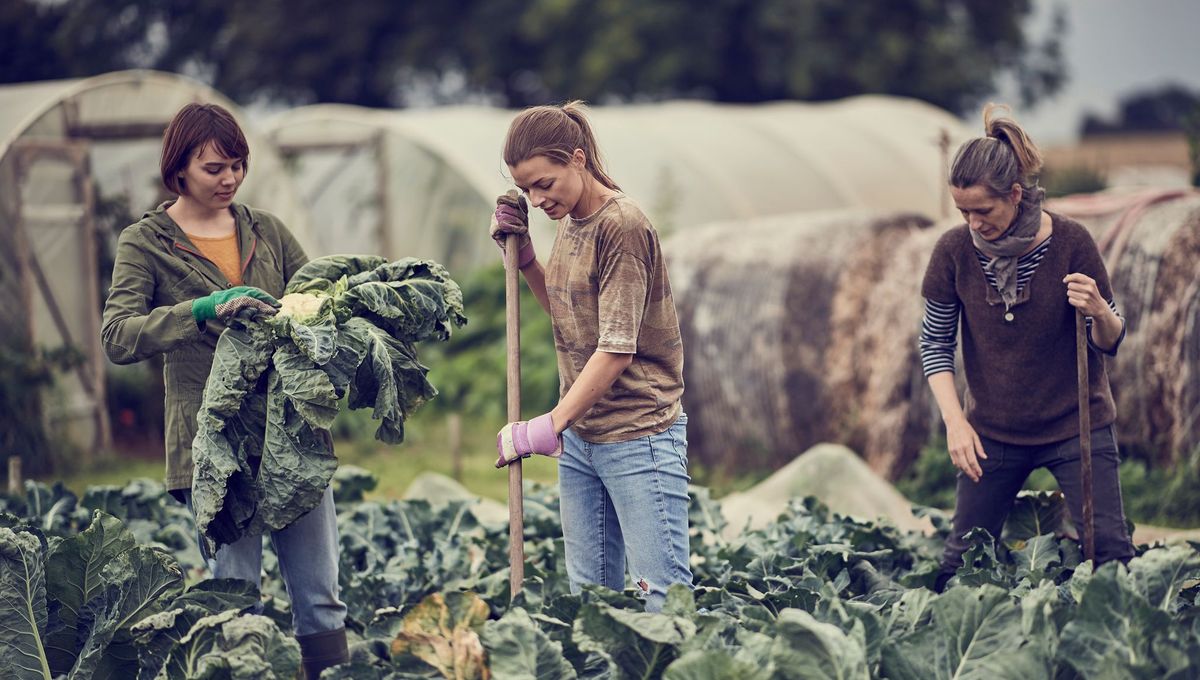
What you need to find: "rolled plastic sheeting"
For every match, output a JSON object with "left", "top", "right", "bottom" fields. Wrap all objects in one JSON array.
[{"left": 665, "top": 209, "right": 937, "bottom": 476}]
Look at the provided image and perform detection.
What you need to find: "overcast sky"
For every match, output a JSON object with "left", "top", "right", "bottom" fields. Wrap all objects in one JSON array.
[{"left": 988, "top": 0, "right": 1200, "bottom": 144}]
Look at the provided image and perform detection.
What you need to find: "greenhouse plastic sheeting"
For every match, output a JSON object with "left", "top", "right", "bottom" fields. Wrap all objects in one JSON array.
[
  {"left": 265, "top": 96, "right": 972, "bottom": 275},
  {"left": 0, "top": 70, "right": 312, "bottom": 453}
]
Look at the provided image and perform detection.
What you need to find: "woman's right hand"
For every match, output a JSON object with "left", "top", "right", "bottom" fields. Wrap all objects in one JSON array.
[
  {"left": 191, "top": 286, "right": 279, "bottom": 324},
  {"left": 490, "top": 191, "right": 535, "bottom": 268},
  {"left": 945, "top": 416, "right": 988, "bottom": 482}
]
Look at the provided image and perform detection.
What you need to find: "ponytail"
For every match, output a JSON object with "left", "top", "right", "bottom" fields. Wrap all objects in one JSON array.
[
  {"left": 983, "top": 103, "right": 1043, "bottom": 179},
  {"left": 503, "top": 100, "right": 621, "bottom": 191},
  {"left": 950, "top": 103, "right": 1042, "bottom": 197}
]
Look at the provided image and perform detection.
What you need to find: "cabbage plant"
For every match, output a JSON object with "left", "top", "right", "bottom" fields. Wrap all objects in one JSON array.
[{"left": 190, "top": 256, "right": 466, "bottom": 552}]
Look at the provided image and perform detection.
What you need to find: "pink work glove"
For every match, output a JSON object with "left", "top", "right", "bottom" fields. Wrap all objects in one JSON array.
[
  {"left": 495, "top": 413, "right": 562, "bottom": 468},
  {"left": 489, "top": 191, "right": 535, "bottom": 269}
]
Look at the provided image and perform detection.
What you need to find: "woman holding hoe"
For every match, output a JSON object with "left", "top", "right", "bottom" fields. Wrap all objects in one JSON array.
[
  {"left": 489, "top": 101, "right": 692, "bottom": 611},
  {"left": 101, "top": 103, "right": 347, "bottom": 677},
  {"left": 920, "top": 104, "right": 1135, "bottom": 592}
]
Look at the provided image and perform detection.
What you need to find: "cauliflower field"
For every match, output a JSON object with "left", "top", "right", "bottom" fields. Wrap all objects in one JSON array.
[{"left": 2, "top": 471, "right": 1198, "bottom": 679}]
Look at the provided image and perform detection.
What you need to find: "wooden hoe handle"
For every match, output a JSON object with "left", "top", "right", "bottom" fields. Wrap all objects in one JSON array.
[
  {"left": 505, "top": 234, "right": 526, "bottom": 597},
  {"left": 1076, "top": 309, "right": 1095, "bottom": 563}
]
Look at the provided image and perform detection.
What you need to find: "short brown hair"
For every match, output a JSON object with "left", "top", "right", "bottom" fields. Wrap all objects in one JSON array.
[
  {"left": 503, "top": 101, "right": 620, "bottom": 191},
  {"left": 160, "top": 103, "right": 250, "bottom": 195}
]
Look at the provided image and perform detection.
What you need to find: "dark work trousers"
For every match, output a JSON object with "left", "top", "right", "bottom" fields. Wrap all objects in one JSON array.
[{"left": 936, "top": 424, "right": 1135, "bottom": 589}]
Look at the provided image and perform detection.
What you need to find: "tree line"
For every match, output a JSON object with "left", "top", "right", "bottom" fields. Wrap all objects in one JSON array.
[{"left": 2, "top": 0, "right": 1065, "bottom": 114}]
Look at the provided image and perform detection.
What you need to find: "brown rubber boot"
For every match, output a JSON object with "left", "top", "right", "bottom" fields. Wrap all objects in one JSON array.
[{"left": 297, "top": 627, "right": 349, "bottom": 680}]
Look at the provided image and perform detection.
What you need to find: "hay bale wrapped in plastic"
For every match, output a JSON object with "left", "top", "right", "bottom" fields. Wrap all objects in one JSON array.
[
  {"left": 665, "top": 210, "right": 935, "bottom": 474},
  {"left": 1049, "top": 189, "right": 1200, "bottom": 467}
]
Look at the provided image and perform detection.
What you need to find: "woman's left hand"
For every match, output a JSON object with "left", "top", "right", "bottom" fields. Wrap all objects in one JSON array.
[
  {"left": 495, "top": 412, "right": 563, "bottom": 468},
  {"left": 1063, "top": 273, "right": 1108, "bottom": 317}
]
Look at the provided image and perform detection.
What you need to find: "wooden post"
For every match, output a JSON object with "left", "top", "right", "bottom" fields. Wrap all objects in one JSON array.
[
  {"left": 505, "top": 233, "right": 525, "bottom": 598},
  {"left": 374, "top": 132, "right": 394, "bottom": 259},
  {"left": 1076, "top": 310, "right": 1096, "bottom": 562},
  {"left": 75, "top": 147, "right": 110, "bottom": 456},
  {"left": 7, "top": 457, "right": 22, "bottom": 496},
  {"left": 448, "top": 412, "right": 463, "bottom": 482},
  {"left": 11, "top": 151, "right": 35, "bottom": 351}
]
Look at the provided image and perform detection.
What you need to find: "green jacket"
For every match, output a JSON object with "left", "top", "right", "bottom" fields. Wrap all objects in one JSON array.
[{"left": 101, "top": 201, "right": 308, "bottom": 493}]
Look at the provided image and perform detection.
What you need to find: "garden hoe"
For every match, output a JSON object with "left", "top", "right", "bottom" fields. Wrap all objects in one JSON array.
[
  {"left": 505, "top": 234, "right": 526, "bottom": 597},
  {"left": 1076, "top": 310, "right": 1096, "bottom": 563}
]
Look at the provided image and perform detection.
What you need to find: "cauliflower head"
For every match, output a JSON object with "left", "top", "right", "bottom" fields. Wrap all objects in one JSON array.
[{"left": 277, "top": 292, "right": 330, "bottom": 321}]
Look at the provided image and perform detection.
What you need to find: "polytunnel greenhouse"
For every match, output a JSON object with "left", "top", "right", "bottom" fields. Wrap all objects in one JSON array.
[
  {"left": 264, "top": 96, "right": 971, "bottom": 276},
  {"left": 0, "top": 70, "right": 312, "bottom": 457}
]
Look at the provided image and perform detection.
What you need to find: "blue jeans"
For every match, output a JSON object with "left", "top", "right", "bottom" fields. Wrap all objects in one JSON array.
[
  {"left": 938, "top": 424, "right": 1135, "bottom": 585},
  {"left": 184, "top": 485, "right": 347, "bottom": 636},
  {"left": 558, "top": 412, "right": 693, "bottom": 612}
]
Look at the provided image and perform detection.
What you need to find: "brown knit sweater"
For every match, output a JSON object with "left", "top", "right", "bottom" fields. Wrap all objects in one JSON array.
[{"left": 921, "top": 212, "right": 1117, "bottom": 445}]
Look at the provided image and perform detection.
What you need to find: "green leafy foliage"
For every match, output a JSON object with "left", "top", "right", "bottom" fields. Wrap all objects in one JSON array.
[
  {"left": 331, "top": 465, "right": 380, "bottom": 504},
  {"left": 893, "top": 436, "right": 959, "bottom": 511},
  {"left": 0, "top": 506, "right": 275, "bottom": 680},
  {"left": 153, "top": 610, "right": 300, "bottom": 680},
  {"left": 771, "top": 608, "right": 871, "bottom": 680},
  {"left": 1, "top": 0, "right": 1064, "bottom": 114},
  {"left": 0, "top": 525, "right": 52, "bottom": 679},
  {"left": 418, "top": 263, "right": 559, "bottom": 421},
  {"left": 4, "top": 472, "right": 1200, "bottom": 678},
  {"left": 1058, "top": 563, "right": 1198, "bottom": 679},
  {"left": 2, "top": 478, "right": 208, "bottom": 576},
  {"left": 480, "top": 607, "right": 578, "bottom": 680},
  {"left": 881, "top": 584, "right": 1054, "bottom": 679},
  {"left": 131, "top": 580, "right": 262, "bottom": 680},
  {"left": 0, "top": 340, "right": 85, "bottom": 479},
  {"left": 191, "top": 256, "right": 466, "bottom": 555},
  {"left": 1118, "top": 455, "right": 1200, "bottom": 527},
  {"left": 573, "top": 598, "right": 696, "bottom": 679},
  {"left": 1, "top": 480, "right": 91, "bottom": 536},
  {"left": 1003, "top": 490, "right": 1074, "bottom": 542},
  {"left": 43, "top": 512, "right": 139, "bottom": 674}
]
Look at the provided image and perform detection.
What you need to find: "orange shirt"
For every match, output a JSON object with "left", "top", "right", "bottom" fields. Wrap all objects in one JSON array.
[{"left": 186, "top": 232, "right": 243, "bottom": 286}]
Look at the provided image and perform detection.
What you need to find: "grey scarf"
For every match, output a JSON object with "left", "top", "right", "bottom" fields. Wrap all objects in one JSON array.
[{"left": 971, "top": 184, "right": 1045, "bottom": 309}]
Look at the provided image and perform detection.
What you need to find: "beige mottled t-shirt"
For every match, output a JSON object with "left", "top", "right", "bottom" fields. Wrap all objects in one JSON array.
[{"left": 544, "top": 194, "right": 684, "bottom": 442}]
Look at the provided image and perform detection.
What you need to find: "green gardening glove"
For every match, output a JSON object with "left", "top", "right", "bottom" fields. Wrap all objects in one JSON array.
[{"left": 192, "top": 286, "right": 280, "bottom": 324}]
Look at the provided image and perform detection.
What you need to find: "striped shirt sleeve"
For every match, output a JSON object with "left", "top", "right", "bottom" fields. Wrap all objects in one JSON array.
[
  {"left": 1085, "top": 299, "right": 1125, "bottom": 356},
  {"left": 919, "top": 298, "right": 960, "bottom": 377}
]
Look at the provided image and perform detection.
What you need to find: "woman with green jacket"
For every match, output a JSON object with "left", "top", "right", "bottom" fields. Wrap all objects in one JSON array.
[{"left": 101, "top": 103, "right": 347, "bottom": 678}]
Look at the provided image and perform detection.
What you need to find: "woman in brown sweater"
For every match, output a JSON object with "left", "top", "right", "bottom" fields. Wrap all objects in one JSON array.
[{"left": 919, "top": 105, "right": 1135, "bottom": 592}]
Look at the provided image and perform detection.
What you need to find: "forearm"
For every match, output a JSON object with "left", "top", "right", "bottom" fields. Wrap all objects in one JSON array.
[
  {"left": 520, "top": 260, "right": 551, "bottom": 315},
  {"left": 1089, "top": 305, "right": 1124, "bottom": 352},
  {"left": 103, "top": 240, "right": 206, "bottom": 364},
  {"left": 549, "top": 350, "right": 634, "bottom": 432},
  {"left": 927, "top": 371, "right": 967, "bottom": 427},
  {"left": 101, "top": 300, "right": 203, "bottom": 364},
  {"left": 929, "top": 370, "right": 989, "bottom": 480}
]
